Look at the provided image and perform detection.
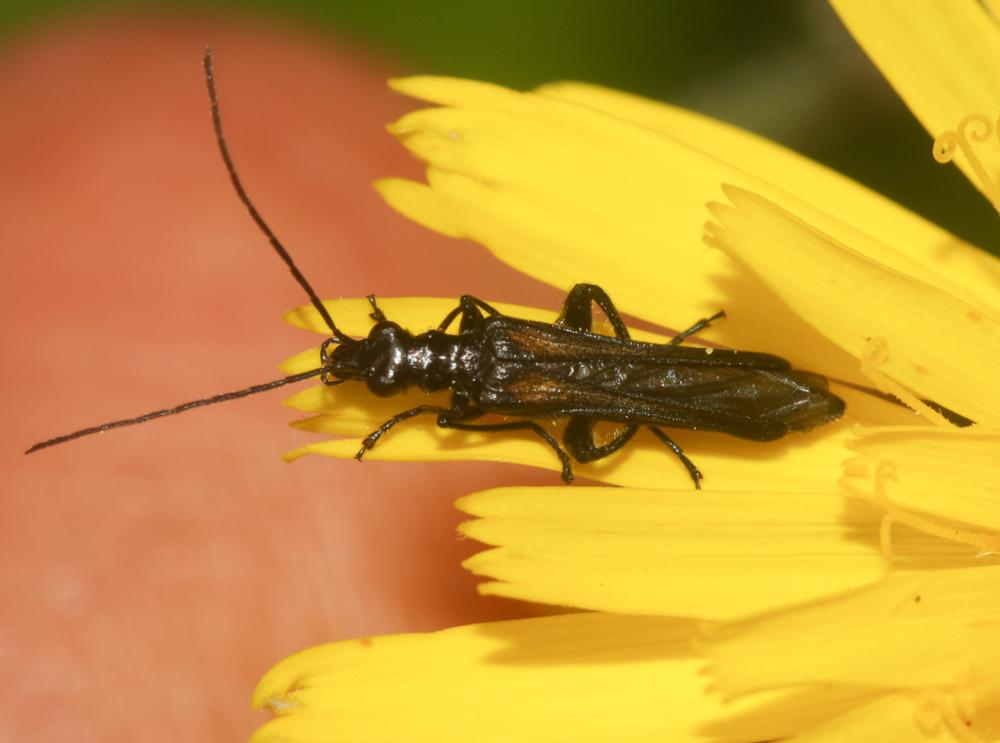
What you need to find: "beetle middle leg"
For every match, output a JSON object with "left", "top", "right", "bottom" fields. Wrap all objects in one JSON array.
[
  {"left": 668, "top": 311, "right": 726, "bottom": 346},
  {"left": 438, "top": 417, "right": 576, "bottom": 483},
  {"left": 647, "top": 426, "right": 703, "bottom": 489}
]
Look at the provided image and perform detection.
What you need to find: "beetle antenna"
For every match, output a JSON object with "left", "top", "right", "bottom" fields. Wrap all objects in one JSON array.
[
  {"left": 203, "top": 47, "right": 349, "bottom": 342},
  {"left": 25, "top": 367, "right": 326, "bottom": 454},
  {"left": 828, "top": 377, "right": 974, "bottom": 427}
]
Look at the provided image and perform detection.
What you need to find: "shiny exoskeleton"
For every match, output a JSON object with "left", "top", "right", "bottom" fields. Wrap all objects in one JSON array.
[
  {"left": 321, "top": 283, "right": 846, "bottom": 487},
  {"left": 24, "top": 54, "right": 847, "bottom": 483}
]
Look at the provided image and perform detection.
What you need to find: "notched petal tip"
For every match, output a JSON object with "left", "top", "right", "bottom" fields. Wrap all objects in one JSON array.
[
  {"left": 388, "top": 76, "right": 520, "bottom": 108},
  {"left": 703, "top": 199, "right": 730, "bottom": 220},
  {"left": 251, "top": 668, "right": 302, "bottom": 713},
  {"left": 252, "top": 693, "right": 300, "bottom": 715},
  {"left": 386, "top": 75, "right": 452, "bottom": 97},
  {"left": 374, "top": 178, "right": 467, "bottom": 239},
  {"left": 718, "top": 182, "right": 755, "bottom": 207},
  {"left": 282, "top": 444, "right": 314, "bottom": 462}
]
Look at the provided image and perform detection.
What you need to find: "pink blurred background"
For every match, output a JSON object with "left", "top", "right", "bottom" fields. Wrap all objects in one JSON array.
[{"left": 2, "top": 17, "right": 560, "bottom": 741}]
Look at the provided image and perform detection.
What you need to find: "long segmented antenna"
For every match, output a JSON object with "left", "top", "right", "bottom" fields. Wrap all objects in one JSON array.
[
  {"left": 828, "top": 377, "right": 974, "bottom": 427},
  {"left": 203, "top": 47, "right": 348, "bottom": 342},
  {"left": 26, "top": 50, "right": 353, "bottom": 455},
  {"left": 26, "top": 368, "right": 325, "bottom": 453}
]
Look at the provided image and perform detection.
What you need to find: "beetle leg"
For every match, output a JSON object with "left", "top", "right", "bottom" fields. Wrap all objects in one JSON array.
[
  {"left": 357, "top": 390, "right": 477, "bottom": 459},
  {"left": 438, "top": 417, "right": 575, "bottom": 483},
  {"left": 563, "top": 417, "right": 638, "bottom": 462},
  {"left": 437, "top": 295, "right": 501, "bottom": 333},
  {"left": 557, "top": 283, "right": 630, "bottom": 339},
  {"left": 647, "top": 426, "right": 703, "bottom": 489},
  {"left": 356, "top": 404, "right": 470, "bottom": 460},
  {"left": 667, "top": 310, "right": 726, "bottom": 346},
  {"left": 366, "top": 294, "right": 388, "bottom": 322}
]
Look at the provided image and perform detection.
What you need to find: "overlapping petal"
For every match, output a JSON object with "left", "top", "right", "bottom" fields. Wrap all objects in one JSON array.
[
  {"left": 706, "top": 185, "right": 1000, "bottom": 425},
  {"left": 380, "top": 76, "right": 999, "bottom": 375},
  {"left": 783, "top": 693, "right": 978, "bottom": 743},
  {"left": 251, "top": 610, "right": 917, "bottom": 743},
  {"left": 706, "top": 565, "right": 1000, "bottom": 707},
  {"left": 251, "top": 613, "right": 731, "bottom": 743},
  {"left": 840, "top": 425, "right": 1000, "bottom": 558},
  {"left": 831, "top": 0, "right": 1000, "bottom": 207},
  {"left": 535, "top": 80, "right": 1000, "bottom": 304},
  {"left": 256, "top": 7, "right": 1000, "bottom": 741},
  {"left": 456, "top": 486, "right": 981, "bottom": 619}
]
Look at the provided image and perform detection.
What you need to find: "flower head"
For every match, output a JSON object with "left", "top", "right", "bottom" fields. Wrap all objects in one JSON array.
[{"left": 255, "top": 2, "right": 1000, "bottom": 740}]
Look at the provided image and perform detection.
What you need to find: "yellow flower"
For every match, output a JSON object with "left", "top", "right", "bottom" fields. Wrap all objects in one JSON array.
[{"left": 255, "top": 2, "right": 1000, "bottom": 741}]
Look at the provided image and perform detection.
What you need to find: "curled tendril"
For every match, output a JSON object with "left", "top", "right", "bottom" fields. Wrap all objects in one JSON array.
[
  {"left": 932, "top": 113, "right": 1000, "bottom": 214},
  {"left": 933, "top": 133, "right": 958, "bottom": 163},
  {"left": 859, "top": 336, "right": 956, "bottom": 429},
  {"left": 933, "top": 113, "right": 994, "bottom": 162},
  {"left": 841, "top": 450, "right": 1000, "bottom": 561}
]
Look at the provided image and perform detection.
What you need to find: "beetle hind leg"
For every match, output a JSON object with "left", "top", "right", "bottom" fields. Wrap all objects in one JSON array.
[
  {"left": 564, "top": 417, "right": 638, "bottom": 462},
  {"left": 557, "top": 284, "right": 631, "bottom": 339}
]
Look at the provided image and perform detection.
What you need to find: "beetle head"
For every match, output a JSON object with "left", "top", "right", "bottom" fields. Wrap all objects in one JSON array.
[{"left": 321, "top": 321, "right": 411, "bottom": 396}]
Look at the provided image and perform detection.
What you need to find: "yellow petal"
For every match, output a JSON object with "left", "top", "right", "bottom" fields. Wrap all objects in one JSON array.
[
  {"left": 380, "top": 77, "right": 999, "bottom": 379},
  {"left": 842, "top": 425, "right": 1000, "bottom": 537},
  {"left": 537, "top": 80, "right": 1000, "bottom": 306},
  {"left": 251, "top": 612, "right": 907, "bottom": 743},
  {"left": 702, "top": 686, "right": 885, "bottom": 742},
  {"left": 830, "top": 0, "right": 1000, "bottom": 206},
  {"left": 379, "top": 82, "right": 852, "bottom": 373},
  {"left": 707, "top": 185, "right": 1000, "bottom": 426},
  {"left": 457, "top": 487, "right": 976, "bottom": 619},
  {"left": 251, "top": 613, "right": 736, "bottom": 743},
  {"left": 787, "top": 693, "right": 965, "bottom": 743},
  {"left": 706, "top": 564, "right": 1000, "bottom": 698},
  {"left": 281, "top": 409, "right": 860, "bottom": 492}
]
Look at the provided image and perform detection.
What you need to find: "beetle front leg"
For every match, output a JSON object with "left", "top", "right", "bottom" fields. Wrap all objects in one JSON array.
[
  {"left": 366, "top": 294, "right": 388, "bottom": 322},
  {"left": 437, "top": 295, "right": 501, "bottom": 334},
  {"left": 356, "top": 391, "right": 476, "bottom": 459},
  {"left": 355, "top": 405, "right": 458, "bottom": 460}
]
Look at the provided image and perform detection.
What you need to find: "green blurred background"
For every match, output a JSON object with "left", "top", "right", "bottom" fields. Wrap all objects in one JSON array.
[{"left": 3, "top": 0, "right": 997, "bottom": 256}]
